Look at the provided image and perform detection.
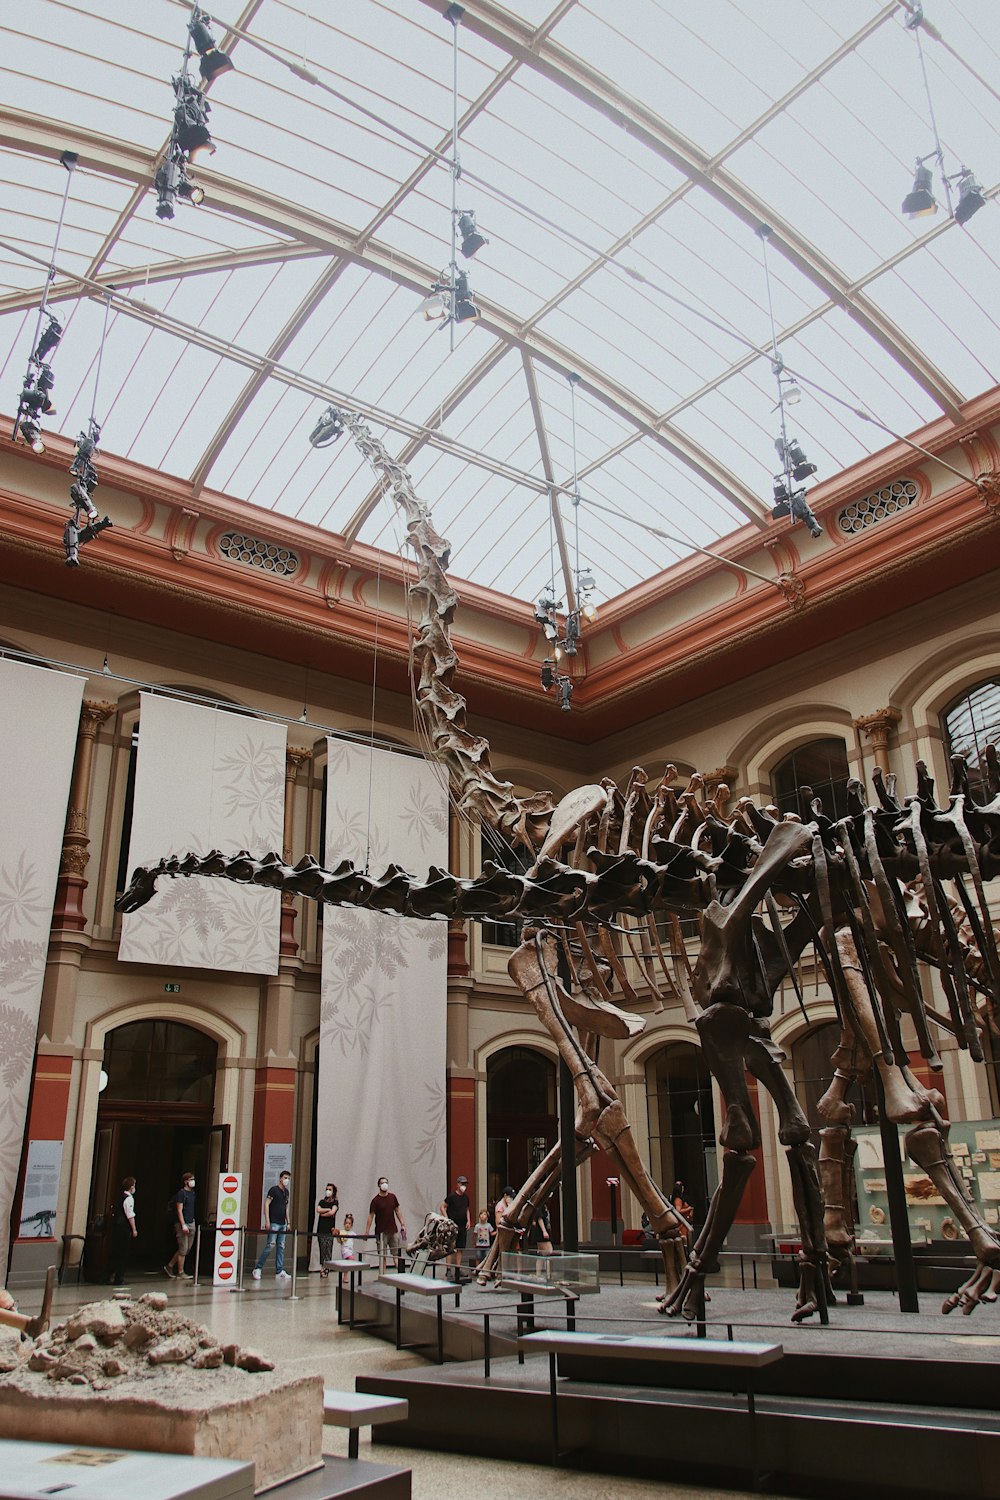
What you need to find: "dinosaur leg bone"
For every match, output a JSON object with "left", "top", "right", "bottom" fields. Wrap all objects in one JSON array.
[{"left": 906, "top": 1123, "right": 1000, "bottom": 1312}]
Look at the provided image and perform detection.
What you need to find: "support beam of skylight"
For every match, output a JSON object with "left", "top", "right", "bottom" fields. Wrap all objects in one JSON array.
[
  {"left": 522, "top": 351, "right": 575, "bottom": 611},
  {"left": 424, "top": 0, "right": 965, "bottom": 422}
]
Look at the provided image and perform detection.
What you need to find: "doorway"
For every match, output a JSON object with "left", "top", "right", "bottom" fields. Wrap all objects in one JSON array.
[
  {"left": 86, "top": 1019, "right": 219, "bottom": 1281},
  {"left": 486, "top": 1046, "right": 559, "bottom": 1237},
  {"left": 645, "top": 1043, "right": 718, "bottom": 1227}
]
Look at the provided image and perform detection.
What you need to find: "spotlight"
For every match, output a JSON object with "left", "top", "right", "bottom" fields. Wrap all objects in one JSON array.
[
  {"left": 155, "top": 154, "right": 182, "bottom": 219},
  {"left": 902, "top": 161, "right": 937, "bottom": 218},
  {"left": 308, "top": 406, "right": 345, "bottom": 447},
  {"left": 173, "top": 77, "right": 215, "bottom": 159},
  {"left": 953, "top": 168, "right": 986, "bottom": 226},
  {"left": 557, "top": 676, "right": 573, "bottom": 712},
  {"left": 33, "top": 314, "right": 63, "bottom": 364},
  {"left": 69, "top": 482, "right": 98, "bottom": 521},
  {"left": 189, "top": 13, "right": 235, "bottom": 83},
  {"left": 540, "top": 660, "right": 555, "bottom": 692},
  {"left": 444, "top": 3, "right": 465, "bottom": 21},
  {"left": 457, "top": 211, "right": 488, "bottom": 258},
  {"left": 35, "top": 363, "right": 56, "bottom": 415},
  {"left": 563, "top": 612, "right": 580, "bottom": 655},
  {"left": 59, "top": 150, "right": 79, "bottom": 172},
  {"left": 64, "top": 513, "right": 113, "bottom": 567},
  {"left": 577, "top": 572, "right": 596, "bottom": 591},
  {"left": 419, "top": 290, "right": 450, "bottom": 321},
  {"left": 772, "top": 481, "right": 822, "bottom": 538},
  {"left": 177, "top": 174, "right": 205, "bottom": 206},
  {"left": 581, "top": 597, "right": 598, "bottom": 623},
  {"left": 775, "top": 436, "right": 816, "bottom": 482},
  {"left": 453, "top": 271, "right": 480, "bottom": 323},
  {"left": 18, "top": 415, "right": 45, "bottom": 454}
]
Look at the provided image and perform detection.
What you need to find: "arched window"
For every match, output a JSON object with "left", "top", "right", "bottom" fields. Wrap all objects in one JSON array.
[
  {"left": 486, "top": 1047, "right": 558, "bottom": 1230},
  {"left": 101, "top": 1019, "right": 217, "bottom": 1107},
  {"left": 943, "top": 678, "right": 1000, "bottom": 804},
  {"left": 772, "top": 738, "right": 851, "bottom": 822},
  {"left": 645, "top": 1043, "right": 717, "bottom": 1224},
  {"left": 790, "top": 1021, "right": 877, "bottom": 1145}
]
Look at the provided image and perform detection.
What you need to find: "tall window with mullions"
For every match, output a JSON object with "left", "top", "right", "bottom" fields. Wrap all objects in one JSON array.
[
  {"left": 479, "top": 829, "right": 525, "bottom": 947},
  {"left": 772, "top": 738, "right": 851, "bottom": 823},
  {"left": 943, "top": 678, "right": 1000, "bottom": 804}
]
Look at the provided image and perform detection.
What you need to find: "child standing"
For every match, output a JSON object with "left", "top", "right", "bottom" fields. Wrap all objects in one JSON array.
[
  {"left": 473, "top": 1208, "right": 495, "bottom": 1265},
  {"left": 338, "top": 1213, "right": 357, "bottom": 1261}
]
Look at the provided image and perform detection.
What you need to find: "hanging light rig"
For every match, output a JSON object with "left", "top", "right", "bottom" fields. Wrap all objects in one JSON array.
[
  {"left": 12, "top": 150, "right": 78, "bottom": 455},
  {"left": 757, "top": 226, "right": 823, "bottom": 539},
  {"left": 535, "top": 374, "right": 600, "bottom": 711},
  {"left": 418, "top": 5, "right": 485, "bottom": 342},
  {"left": 155, "top": 6, "right": 234, "bottom": 221},
  {"left": 64, "top": 291, "right": 114, "bottom": 567},
  {"left": 900, "top": 5, "right": 985, "bottom": 227}
]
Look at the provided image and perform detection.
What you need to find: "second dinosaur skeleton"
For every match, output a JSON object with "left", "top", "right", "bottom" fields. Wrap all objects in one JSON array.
[{"left": 117, "top": 406, "right": 1000, "bottom": 1321}]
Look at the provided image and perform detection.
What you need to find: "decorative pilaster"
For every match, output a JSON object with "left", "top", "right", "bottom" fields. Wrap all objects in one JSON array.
[
  {"left": 853, "top": 706, "right": 902, "bottom": 776},
  {"left": 53, "top": 700, "right": 115, "bottom": 931},
  {"left": 447, "top": 810, "right": 469, "bottom": 977},
  {"left": 280, "top": 746, "right": 312, "bottom": 957}
]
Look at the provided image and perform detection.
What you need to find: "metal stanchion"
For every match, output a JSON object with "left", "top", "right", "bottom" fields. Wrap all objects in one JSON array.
[
  {"left": 287, "top": 1229, "right": 300, "bottom": 1300},
  {"left": 231, "top": 1226, "right": 247, "bottom": 1292},
  {"left": 192, "top": 1225, "right": 201, "bottom": 1287}
]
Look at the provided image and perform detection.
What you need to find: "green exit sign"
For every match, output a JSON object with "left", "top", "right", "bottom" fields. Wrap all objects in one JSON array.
[{"left": 164, "top": 983, "right": 181, "bottom": 993}]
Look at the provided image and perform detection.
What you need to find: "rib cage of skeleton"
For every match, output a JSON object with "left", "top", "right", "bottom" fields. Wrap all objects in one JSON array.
[{"left": 117, "top": 403, "right": 1000, "bottom": 1323}]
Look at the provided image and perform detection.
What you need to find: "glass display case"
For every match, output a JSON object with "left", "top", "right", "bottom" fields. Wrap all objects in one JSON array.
[{"left": 500, "top": 1250, "right": 601, "bottom": 1295}]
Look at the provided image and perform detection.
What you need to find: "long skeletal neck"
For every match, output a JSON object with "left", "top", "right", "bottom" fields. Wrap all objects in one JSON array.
[{"left": 335, "top": 407, "right": 552, "bottom": 850}]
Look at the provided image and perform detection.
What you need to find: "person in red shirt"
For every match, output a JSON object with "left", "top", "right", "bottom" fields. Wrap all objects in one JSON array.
[{"left": 365, "top": 1176, "right": 406, "bottom": 1273}]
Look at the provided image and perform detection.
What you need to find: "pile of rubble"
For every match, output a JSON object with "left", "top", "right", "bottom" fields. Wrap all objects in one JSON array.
[{"left": 0, "top": 1293, "right": 274, "bottom": 1394}]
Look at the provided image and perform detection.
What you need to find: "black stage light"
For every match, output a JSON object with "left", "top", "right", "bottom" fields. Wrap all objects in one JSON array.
[
  {"left": 33, "top": 314, "right": 63, "bottom": 364},
  {"left": 189, "top": 13, "right": 235, "bottom": 82},
  {"left": 453, "top": 270, "right": 480, "bottom": 323},
  {"left": 444, "top": 4, "right": 465, "bottom": 22},
  {"left": 954, "top": 168, "right": 986, "bottom": 226},
  {"left": 177, "top": 174, "right": 205, "bottom": 206},
  {"left": 902, "top": 161, "right": 937, "bottom": 218},
  {"left": 787, "top": 440, "right": 816, "bottom": 482},
  {"left": 558, "top": 676, "right": 573, "bottom": 712},
  {"left": 173, "top": 78, "right": 215, "bottom": 159},
  {"left": 540, "top": 660, "right": 555, "bottom": 692},
  {"left": 35, "top": 363, "right": 56, "bottom": 415},
  {"left": 458, "top": 211, "right": 487, "bottom": 258},
  {"left": 155, "top": 155, "right": 180, "bottom": 219},
  {"left": 18, "top": 415, "right": 45, "bottom": 454}
]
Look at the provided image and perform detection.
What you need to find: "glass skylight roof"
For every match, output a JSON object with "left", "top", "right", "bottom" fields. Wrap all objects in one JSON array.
[{"left": 0, "top": 0, "right": 997, "bottom": 604}]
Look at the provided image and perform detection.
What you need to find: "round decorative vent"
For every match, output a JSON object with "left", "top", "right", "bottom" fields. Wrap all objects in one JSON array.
[
  {"left": 219, "top": 531, "right": 299, "bottom": 576},
  {"left": 837, "top": 479, "right": 917, "bottom": 535}
]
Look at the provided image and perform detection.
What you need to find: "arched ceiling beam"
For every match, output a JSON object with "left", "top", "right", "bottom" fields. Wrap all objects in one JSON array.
[
  {"left": 419, "top": 0, "right": 964, "bottom": 423},
  {"left": 0, "top": 108, "right": 765, "bottom": 521},
  {"left": 0, "top": 242, "right": 325, "bottom": 318}
]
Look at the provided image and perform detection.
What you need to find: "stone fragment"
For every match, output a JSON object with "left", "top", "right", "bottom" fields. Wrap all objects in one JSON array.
[
  {"left": 27, "top": 1350, "right": 57, "bottom": 1373},
  {"left": 66, "top": 1303, "right": 125, "bottom": 1343},
  {"left": 124, "top": 1322, "right": 155, "bottom": 1349},
  {"left": 147, "top": 1334, "right": 197, "bottom": 1365},
  {"left": 191, "top": 1346, "right": 224, "bottom": 1369},
  {"left": 74, "top": 1334, "right": 97, "bottom": 1353},
  {"left": 50, "top": 1356, "right": 85, "bottom": 1381},
  {"left": 139, "top": 1292, "right": 168, "bottom": 1311},
  {"left": 197, "top": 1334, "right": 217, "bottom": 1349},
  {"left": 102, "top": 1357, "right": 128, "bottom": 1377},
  {"left": 222, "top": 1343, "right": 240, "bottom": 1366},
  {"left": 68, "top": 1373, "right": 90, "bottom": 1386},
  {"left": 235, "top": 1348, "right": 274, "bottom": 1373}
]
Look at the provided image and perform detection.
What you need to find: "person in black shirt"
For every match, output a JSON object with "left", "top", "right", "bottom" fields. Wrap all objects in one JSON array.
[
  {"left": 164, "top": 1171, "right": 196, "bottom": 1280},
  {"left": 252, "top": 1170, "right": 291, "bottom": 1280},
  {"left": 440, "top": 1174, "right": 471, "bottom": 1281},
  {"left": 315, "top": 1181, "right": 338, "bottom": 1275}
]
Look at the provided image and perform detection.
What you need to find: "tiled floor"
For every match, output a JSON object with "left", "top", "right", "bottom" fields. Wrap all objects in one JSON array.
[{"left": 27, "top": 1270, "right": 794, "bottom": 1500}]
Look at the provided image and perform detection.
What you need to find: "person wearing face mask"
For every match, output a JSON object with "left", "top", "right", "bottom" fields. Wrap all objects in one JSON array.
[
  {"left": 365, "top": 1175, "right": 405, "bottom": 1273},
  {"left": 164, "top": 1170, "right": 196, "bottom": 1280}
]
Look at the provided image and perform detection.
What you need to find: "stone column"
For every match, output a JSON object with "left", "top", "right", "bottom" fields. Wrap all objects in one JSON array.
[
  {"left": 279, "top": 746, "right": 312, "bottom": 958},
  {"left": 53, "top": 700, "right": 115, "bottom": 931},
  {"left": 853, "top": 707, "right": 902, "bottom": 776}
]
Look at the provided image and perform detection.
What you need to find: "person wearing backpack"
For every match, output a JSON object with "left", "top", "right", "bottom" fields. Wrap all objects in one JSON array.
[{"left": 109, "top": 1176, "right": 137, "bottom": 1285}]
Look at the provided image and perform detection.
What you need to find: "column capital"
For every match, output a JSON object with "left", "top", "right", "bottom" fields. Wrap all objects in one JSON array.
[
  {"left": 285, "top": 746, "right": 313, "bottom": 778},
  {"left": 853, "top": 707, "right": 902, "bottom": 775},
  {"left": 80, "top": 700, "right": 116, "bottom": 737}
]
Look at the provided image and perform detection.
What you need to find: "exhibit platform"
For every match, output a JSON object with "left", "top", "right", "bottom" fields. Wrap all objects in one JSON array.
[{"left": 344, "top": 1278, "right": 1000, "bottom": 1498}]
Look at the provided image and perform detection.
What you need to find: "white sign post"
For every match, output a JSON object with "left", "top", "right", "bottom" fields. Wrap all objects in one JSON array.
[{"left": 213, "top": 1171, "right": 242, "bottom": 1286}]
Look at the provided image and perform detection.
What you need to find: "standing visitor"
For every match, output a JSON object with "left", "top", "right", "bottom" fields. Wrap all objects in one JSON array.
[
  {"left": 365, "top": 1175, "right": 406, "bottom": 1273},
  {"left": 473, "top": 1208, "right": 495, "bottom": 1265},
  {"left": 315, "top": 1181, "right": 338, "bottom": 1273},
  {"left": 164, "top": 1170, "right": 196, "bottom": 1281},
  {"left": 252, "top": 1170, "right": 292, "bottom": 1281},
  {"left": 440, "top": 1173, "right": 471, "bottom": 1281},
  {"left": 338, "top": 1213, "right": 357, "bottom": 1260},
  {"left": 110, "top": 1175, "right": 137, "bottom": 1285}
]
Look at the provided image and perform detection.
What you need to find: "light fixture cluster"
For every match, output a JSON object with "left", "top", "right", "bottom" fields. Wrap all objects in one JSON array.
[
  {"left": 156, "top": 10, "right": 234, "bottom": 221},
  {"left": 901, "top": 7, "right": 986, "bottom": 227},
  {"left": 758, "top": 231, "right": 823, "bottom": 539},
  {"left": 64, "top": 420, "right": 113, "bottom": 567},
  {"left": 416, "top": 6, "right": 487, "bottom": 337},
  {"left": 12, "top": 150, "right": 77, "bottom": 455},
  {"left": 535, "top": 568, "right": 597, "bottom": 710}
]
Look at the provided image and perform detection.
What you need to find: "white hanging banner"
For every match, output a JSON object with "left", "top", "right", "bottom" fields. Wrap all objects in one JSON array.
[
  {"left": 0, "top": 660, "right": 85, "bottom": 1280},
  {"left": 318, "top": 740, "right": 448, "bottom": 1241},
  {"left": 119, "top": 694, "right": 286, "bottom": 973}
]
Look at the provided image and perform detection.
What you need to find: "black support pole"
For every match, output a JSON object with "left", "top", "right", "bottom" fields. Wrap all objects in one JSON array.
[
  {"left": 559, "top": 1056, "right": 579, "bottom": 1252},
  {"left": 874, "top": 1071, "right": 919, "bottom": 1313}
]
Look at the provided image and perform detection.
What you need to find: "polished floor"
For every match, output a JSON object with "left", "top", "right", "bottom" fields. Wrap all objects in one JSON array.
[{"left": 26, "top": 1268, "right": 797, "bottom": 1500}]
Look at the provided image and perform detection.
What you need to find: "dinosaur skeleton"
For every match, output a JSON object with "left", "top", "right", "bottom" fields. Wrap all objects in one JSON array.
[{"left": 116, "top": 406, "right": 1000, "bottom": 1321}]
